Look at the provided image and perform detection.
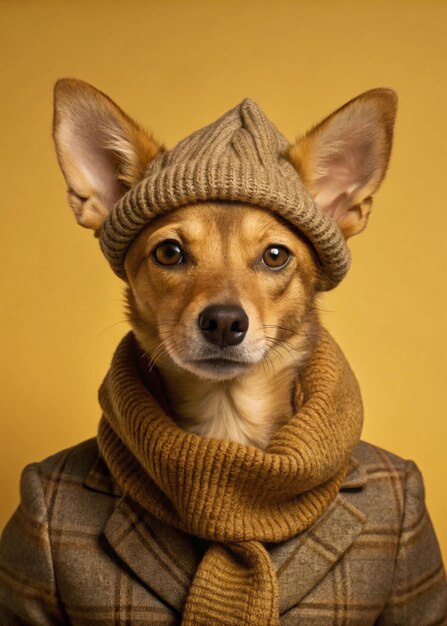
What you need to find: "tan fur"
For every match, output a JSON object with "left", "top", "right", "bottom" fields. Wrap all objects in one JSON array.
[
  {"left": 52, "top": 79, "right": 396, "bottom": 450},
  {"left": 288, "top": 88, "right": 397, "bottom": 238},
  {"left": 124, "top": 202, "right": 319, "bottom": 449},
  {"left": 53, "top": 79, "right": 165, "bottom": 232}
]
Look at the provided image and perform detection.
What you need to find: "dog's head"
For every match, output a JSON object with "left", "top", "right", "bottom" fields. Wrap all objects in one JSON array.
[{"left": 53, "top": 80, "right": 396, "bottom": 382}]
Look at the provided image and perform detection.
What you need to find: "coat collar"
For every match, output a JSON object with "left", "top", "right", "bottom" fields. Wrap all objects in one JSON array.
[{"left": 84, "top": 447, "right": 367, "bottom": 615}]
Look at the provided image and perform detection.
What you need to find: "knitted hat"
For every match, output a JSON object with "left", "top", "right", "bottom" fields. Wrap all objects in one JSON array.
[{"left": 99, "top": 99, "right": 350, "bottom": 291}]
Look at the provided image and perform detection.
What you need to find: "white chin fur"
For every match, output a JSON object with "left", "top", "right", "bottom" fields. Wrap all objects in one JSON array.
[{"left": 184, "top": 360, "right": 253, "bottom": 382}]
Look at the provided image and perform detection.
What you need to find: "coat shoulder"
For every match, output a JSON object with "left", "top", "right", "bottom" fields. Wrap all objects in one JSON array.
[
  {"left": 353, "top": 438, "right": 414, "bottom": 473},
  {"left": 351, "top": 439, "right": 432, "bottom": 504},
  {"left": 343, "top": 439, "right": 433, "bottom": 551},
  {"left": 340, "top": 439, "right": 417, "bottom": 493},
  {"left": 29, "top": 436, "right": 100, "bottom": 483},
  {"left": 0, "top": 438, "right": 107, "bottom": 624}
]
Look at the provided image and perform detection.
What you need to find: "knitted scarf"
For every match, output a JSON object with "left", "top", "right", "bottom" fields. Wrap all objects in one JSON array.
[{"left": 97, "top": 326, "right": 363, "bottom": 625}]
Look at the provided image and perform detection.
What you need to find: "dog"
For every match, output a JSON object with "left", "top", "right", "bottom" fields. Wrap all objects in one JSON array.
[
  {"left": 3, "top": 80, "right": 446, "bottom": 624},
  {"left": 53, "top": 79, "right": 396, "bottom": 450}
]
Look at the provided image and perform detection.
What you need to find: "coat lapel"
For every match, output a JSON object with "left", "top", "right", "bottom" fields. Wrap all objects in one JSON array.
[
  {"left": 270, "top": 494, "right": 367, "bottom": 613},
  {"left": 103, "top": 496, "right": 200, "bottom": 614},
  {"left": 269, "top": 455, "right": 368, "bottom": 613},
  {"left": 84, "top": 449, "right": 368, "bottom": 616},
  {"left": 84, "top": 453, "right": 199, "bottom": 614}
]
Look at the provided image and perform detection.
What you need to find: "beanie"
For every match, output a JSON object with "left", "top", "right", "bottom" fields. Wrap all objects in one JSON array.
[{"left": 99, "top": 98, "right": 350, "bottom": 291}]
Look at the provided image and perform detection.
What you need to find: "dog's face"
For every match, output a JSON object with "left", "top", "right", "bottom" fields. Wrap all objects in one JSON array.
[
  {"left": 123, "top": 201, "right": 318, "bottom": 381},
  {"left": 52, "top": 79, "right": 396, "bottom": 382}
]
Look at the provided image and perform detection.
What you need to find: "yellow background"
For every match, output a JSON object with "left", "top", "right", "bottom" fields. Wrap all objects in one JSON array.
[{"left": 1, "top": 0, "right": 446, "bottom": 564}]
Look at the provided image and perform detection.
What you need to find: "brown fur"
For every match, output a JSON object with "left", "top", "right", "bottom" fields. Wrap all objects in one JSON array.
[
  {"left": 52, "top": 79, "right": 396, "bottom": 449},
  {"left": 53, "top": 79, "right": 165, "bottom": 231},
  {"left": 287, "top": 88, "right": 397, "bottom": 239},
  {"left": 123, "top": 201, "right": 320, "bottom": 448}
]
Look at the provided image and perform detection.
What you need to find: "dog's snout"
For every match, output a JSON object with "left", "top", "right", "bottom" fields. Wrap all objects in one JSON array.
[{"left": 198, "top": 304, "right": 249, "bottom": 348}]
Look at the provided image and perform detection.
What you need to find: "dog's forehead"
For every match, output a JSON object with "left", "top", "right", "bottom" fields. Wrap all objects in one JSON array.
[
  {"left": 149, "top": 202, "right": 298, "bottom": 242},
  {"left": 125, "top": 202, "right": 308, "bottom": 274}
]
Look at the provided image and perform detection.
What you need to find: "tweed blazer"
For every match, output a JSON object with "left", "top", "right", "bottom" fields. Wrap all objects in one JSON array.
[{"left": 0, "top": 437, "right": 446, "bottom": 625}]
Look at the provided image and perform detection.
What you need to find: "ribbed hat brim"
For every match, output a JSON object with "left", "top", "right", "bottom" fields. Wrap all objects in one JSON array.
[{"left": 99, "top": 98, "right": 350, "bottom": 291}]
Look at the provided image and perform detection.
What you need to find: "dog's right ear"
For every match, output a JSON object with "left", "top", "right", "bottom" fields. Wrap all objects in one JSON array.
[
  {"left": 53, "top": 78, "right": 164, "bottom": 234},
  {"left": 288, "top": 88, "right": 397, "bottom": 239}
]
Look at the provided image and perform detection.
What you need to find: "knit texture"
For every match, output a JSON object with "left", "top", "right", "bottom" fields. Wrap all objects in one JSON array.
[
  {"left": 99, "top": 99, "right": 351, "bottom": 291},
  {"left": 96, "top": 326, "right": 364, "bottom": 625}
]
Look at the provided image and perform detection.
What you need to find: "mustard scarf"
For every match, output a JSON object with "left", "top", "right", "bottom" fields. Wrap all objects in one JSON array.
[{"left": 97, "top": 326, "right": 363, "bottom": 625}]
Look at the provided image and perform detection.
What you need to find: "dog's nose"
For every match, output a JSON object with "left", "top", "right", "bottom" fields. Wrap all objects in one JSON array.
[{"left": 198, "top": 304, "right": 249, "bottom": 347}]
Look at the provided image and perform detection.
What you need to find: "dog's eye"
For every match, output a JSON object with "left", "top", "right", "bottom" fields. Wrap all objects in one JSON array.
[
  {"left": 153, "top": 240, "right": 184, "bottom": 266},
  {"left": 262, "top": 245, "right": 290, "bottom": 269}
]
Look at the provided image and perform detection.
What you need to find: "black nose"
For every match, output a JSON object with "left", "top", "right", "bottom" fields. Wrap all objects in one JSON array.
[{"left": 198, "top": 304, "right": 249, "bottom": 348}]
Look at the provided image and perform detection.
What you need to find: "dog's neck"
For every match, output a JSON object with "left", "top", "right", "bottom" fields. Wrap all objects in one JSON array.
[{"left": 136, "top": 321, "right": 316, "bottom": 450}]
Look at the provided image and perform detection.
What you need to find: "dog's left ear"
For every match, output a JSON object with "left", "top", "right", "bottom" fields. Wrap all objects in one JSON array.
[
  {"left": 53, "top": 78, "right": 164, "bottom": 234},
  {"left": 288, "top": 88, "right": 397, "bottom": 239}
]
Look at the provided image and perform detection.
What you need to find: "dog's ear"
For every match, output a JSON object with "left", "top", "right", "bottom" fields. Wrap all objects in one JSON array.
[
  {"left": 288, "top": 88, "right": 397, "bottom": 239},
  {"left": 53, "top": 78, "right": 164, "bottom": 233}
]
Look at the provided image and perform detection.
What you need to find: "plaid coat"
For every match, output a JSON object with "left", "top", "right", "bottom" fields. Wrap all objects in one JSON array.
[{"left": 0, "top": 437, "right": 446, "bottom": 625}]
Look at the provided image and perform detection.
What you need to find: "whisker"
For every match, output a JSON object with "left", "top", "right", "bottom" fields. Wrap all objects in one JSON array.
[
  {"left": 264, "top": 335, "right": 308, "bottom": 366},
  {"left": 261, "top": 358, "right": 270, "bottom": 379},
  {"left": 264, "top": 334, "right": 303, "bottom": 354},
  {"left": 264, "top": 353, "right": 277, "bottom": 378},
  {"left": 158, "top": 329, "right": 176, "bottom": 337},
  {"left": 260, "top": 352, "right": 270, "bottom": 377},
  {"left": 147, "top": 337, "right": 185, "bottom": 372},
  {"left": 311, "top": 301, "right": 334, "bottom": 314},
  {"left": 147, "top": 340, "right": 170, "bottom": 370},
  {"left": 257, "top": 324, "right": 296, "bottom": 334},
  {"left": 264, "top": 338, "right": 289, "bottom": 368},
  {"left": 94, "top": 319, "right": 129, "bottom": 339},
  {"left": 257, "top": 325, "right": 310, "bottom": 341},
  {"left": 265, "top": 334, "right": 295, "bottom": 348}
]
